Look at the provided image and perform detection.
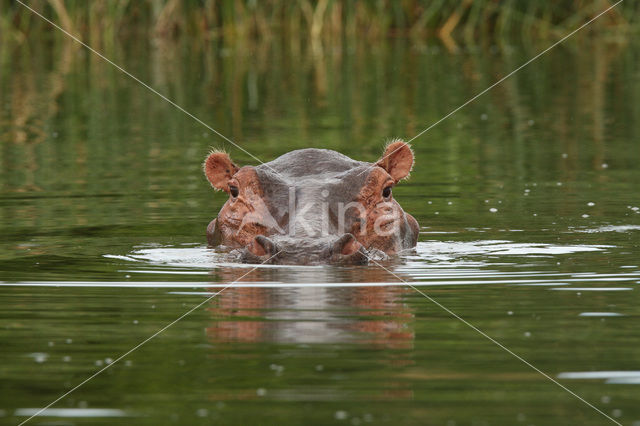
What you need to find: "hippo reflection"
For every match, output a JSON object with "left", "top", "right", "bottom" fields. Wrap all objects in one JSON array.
[
  {"left": 203, "top": 141, "right": 418, "bottom": 264},
  {"left": 206, "top": 266, "right": 415, "bottom": 349}
]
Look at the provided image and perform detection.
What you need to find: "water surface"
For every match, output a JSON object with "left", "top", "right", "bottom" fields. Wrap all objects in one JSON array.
[{"left": 1, "top": 32, "right": 640, "bottom": 425}]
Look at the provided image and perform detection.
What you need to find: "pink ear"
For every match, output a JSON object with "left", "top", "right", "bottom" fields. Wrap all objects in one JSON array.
[
  {"left": 376, "top": 140, "right": 414, "bottom": 183},
  {"left": 203, "top": 151, "right": 239, "bottom": 192}
]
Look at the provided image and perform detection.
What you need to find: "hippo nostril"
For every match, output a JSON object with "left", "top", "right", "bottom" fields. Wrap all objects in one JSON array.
[
  {"left": 248, "top": 235, "right": 278, "bottom": 257},
  {"left": 327, "top": 233, "right": 368, "bottom": 265},
  {"left": 330, "top": 233, "right": 364, "bottom": 257}
]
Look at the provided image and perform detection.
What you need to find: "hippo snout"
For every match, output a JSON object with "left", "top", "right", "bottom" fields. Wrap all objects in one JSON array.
[{"left": 239, "top": 233, "right": 373, "bottom": 265}]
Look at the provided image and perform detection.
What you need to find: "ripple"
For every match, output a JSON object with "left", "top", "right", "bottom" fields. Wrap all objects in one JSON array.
[
  {"left": 9, "top": 239, "right": 626, "bottom": 290},
  {"left": 578, "top": 312, "right": 624, "bottom": 317},
  {"left": 606, "top": 377, "right": 640, "bottom": 384},
  {"left": 558, "top": 371, "right": 640, "bottom": 384},
  {"left": 415, "top": 240, "right": 610, "bottom": 258},
  {"left": 105, "top": 248, "right": 321, "bottom": 270},
  {"left": 575, "top": 225, "right": 640, "bottom": 233},
  {"left": 550, "top": 287, "right": 632, "bottom": 291},
  {"left": 104, "top": 239, "right": 610, "bottom": 272},
  {"left": 14, "top": 408, "right": 130, "bottom": 418}
]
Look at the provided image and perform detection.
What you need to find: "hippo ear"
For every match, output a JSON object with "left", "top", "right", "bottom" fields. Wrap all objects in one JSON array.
[
  {"left": 203, "top": 151, "right": 239, "bottom": 192},
  {"left": 376, "top": 140, "right": 414, "bottom": 183}
]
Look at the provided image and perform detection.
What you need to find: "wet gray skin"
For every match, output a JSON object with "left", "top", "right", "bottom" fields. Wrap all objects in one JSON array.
[{"left": 205, "top": 147, "right": 419, "bottom": 265}]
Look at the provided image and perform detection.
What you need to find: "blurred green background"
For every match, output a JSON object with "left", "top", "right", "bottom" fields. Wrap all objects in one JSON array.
[{"left": 1, "top": 0, "right": 636, "bottom": 45}]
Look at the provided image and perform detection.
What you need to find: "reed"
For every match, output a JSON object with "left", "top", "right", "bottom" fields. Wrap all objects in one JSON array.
[{"left": 1, "top": 0, "right": 634, "bottom": 46}]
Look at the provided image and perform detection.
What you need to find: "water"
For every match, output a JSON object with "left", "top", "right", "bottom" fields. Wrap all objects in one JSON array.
[{"left": 1, "top": 32, "right": 640, "bottom": 425}]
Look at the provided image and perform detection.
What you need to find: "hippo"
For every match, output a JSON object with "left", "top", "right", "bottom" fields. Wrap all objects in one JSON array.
[{"left": 203, "top": 140, "right": 419, "bottom": 264}]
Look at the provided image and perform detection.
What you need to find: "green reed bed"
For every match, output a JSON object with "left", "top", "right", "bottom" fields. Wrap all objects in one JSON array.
[{"left": 1, "top": 0, "right": 635, "bottom": 46}]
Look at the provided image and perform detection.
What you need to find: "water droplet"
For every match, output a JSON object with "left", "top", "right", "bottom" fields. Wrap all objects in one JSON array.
[
  {"left": 480, "top": 113, "right": 488, "bottom": 121},
  {"left": 335, "top": 410, "right": 348, "bottom": 420},
  {"left": 612, "top": 409, "right": 622, "bottom": 418},
  {"left": 561, "top": 153, "right": 568, "bottom": 158},
  {"left": 196, "top": 408, "right": 208, "bottom": 417},
  {"left": 28, "top": 353, "right": 49, "bottom": 363},
  {"left": 66, "top": 338, "right": 72, "bottom": 344},
  {"left": 507, "top": 311, "right": 513, "bottom": 316},
  {"left": 256, "top": 388, "right": 267, "bottom": 396},
  {"left": 63, "top": 356, "right": 71, "bottom": 362},
  {"left": 133, "top": 320, "right": 138, "bottom": 324},
  {"left": 602, "top": 163, "right": 608, "bottom": 169},
  {"left": 524, "top": 331, "right": 531, "bottom": 338},
  {"left": 315, "top": 365, "right": 324, "bottom": 371},
  {"left": 528, "top": 120, "right": 535, "bottom": 126},
  {"left": 105, "top": 357, "right": 113, "bottom": 364}
]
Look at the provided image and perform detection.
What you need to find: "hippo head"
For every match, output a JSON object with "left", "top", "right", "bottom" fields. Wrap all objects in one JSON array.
[{"left": 203, "top": 141, "right": 419, "bottom": 264}]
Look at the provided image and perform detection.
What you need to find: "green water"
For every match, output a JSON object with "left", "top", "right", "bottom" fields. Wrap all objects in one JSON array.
[{"left": 1, "top": 32, "right": 640, "bottom": 426}]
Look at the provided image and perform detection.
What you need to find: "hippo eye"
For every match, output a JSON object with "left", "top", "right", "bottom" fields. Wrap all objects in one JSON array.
[
  {"left": 229, "top": 185, "right": 239, "bottom": 198},
  {"left": 382, "top": 186, "right": 392, "bottom": 199}
]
